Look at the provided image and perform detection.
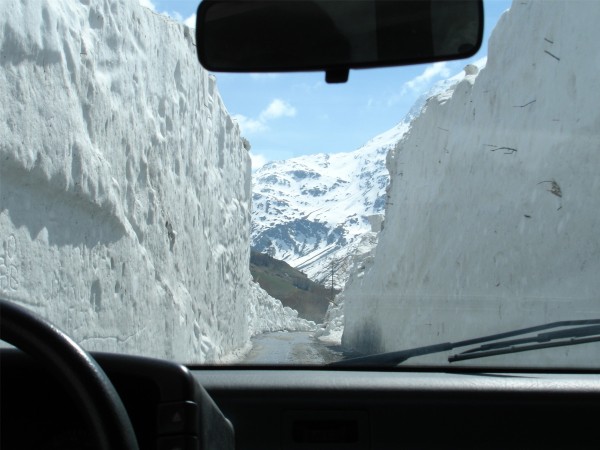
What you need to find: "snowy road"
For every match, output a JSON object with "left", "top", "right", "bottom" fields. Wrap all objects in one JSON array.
[{"left": 242, "top": 331, "right": 345, "bottom": 365}]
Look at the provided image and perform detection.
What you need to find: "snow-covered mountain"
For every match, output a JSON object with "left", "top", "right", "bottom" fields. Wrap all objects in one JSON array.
[{"left": 251, "top": 122, "right": 406, "bottom": 287}]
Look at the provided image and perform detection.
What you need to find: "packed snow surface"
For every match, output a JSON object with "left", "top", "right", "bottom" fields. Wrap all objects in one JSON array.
[
  {"left": 342, "top": 0, "right": 600, "bottom": 366},
  {"left": 0, "top": 0, "right": 312, "bottom": 363}
]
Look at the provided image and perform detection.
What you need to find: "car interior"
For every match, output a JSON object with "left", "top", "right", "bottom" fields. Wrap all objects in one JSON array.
[
  {"left": 2, "top": 1, "right": 600, "bottom": 449},
  {"left": 3, "top": 298, "right": 600, "bottom": 449}
]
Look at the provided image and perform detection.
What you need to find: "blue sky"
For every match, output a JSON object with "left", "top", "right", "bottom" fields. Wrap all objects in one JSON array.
[{"left": 144, "top": 0, "right": 512, "bottom": 168}]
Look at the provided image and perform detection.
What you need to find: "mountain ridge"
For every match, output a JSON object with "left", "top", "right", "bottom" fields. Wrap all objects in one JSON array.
[{"left": 250, "top": 121, "right": 405, "bottom": 287}]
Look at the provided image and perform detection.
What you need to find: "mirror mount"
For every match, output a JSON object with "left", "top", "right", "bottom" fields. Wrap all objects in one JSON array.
[{"left": 326, "top": 68, "right": 350, "bottom": 84}]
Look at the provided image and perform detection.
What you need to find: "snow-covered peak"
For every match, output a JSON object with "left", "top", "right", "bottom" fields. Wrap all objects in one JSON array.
[{"left": 251, "top": 117, "right": 410, "bottom": 287}]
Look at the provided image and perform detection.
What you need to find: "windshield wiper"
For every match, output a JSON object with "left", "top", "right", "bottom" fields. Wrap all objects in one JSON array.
[
  {"left": 448, "top": 324, "right": 600, "bottom": 362},
  {"left": 330, "top": 319, "right": 600, "bottom": 367}
]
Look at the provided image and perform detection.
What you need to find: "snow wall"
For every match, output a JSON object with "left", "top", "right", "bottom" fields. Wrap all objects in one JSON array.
[
  {"left": 342, "top": 0, "right": 600, "bottom": 366},
  {"left": 0, "top": 0, "right": 311, "bottom": 363}
]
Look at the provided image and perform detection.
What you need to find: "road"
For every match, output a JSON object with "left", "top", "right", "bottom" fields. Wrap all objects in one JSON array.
[{"left": 242, "top": 331, "right": 345, "bottom": 365}]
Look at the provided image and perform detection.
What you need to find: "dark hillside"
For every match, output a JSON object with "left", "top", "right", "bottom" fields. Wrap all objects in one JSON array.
[{"left": 250, "top": 250, "right": 338, "bottom": 322}]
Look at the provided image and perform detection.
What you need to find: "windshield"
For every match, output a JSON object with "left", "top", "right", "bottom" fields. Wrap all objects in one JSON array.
[{"left": 1, "top": 0, "right": 599, "bottom": 369}]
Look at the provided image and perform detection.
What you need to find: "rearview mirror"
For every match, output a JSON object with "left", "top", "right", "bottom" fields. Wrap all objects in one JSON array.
[{"left": 195, "top": 0, "right": 483, "bottom": 83}]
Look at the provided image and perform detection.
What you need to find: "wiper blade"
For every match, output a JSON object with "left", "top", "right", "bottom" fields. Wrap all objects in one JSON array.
[
  {"left": 330, "top": 342, "right": 455, "bottom": 367},
  {"left": 448, "top": 324, "right": 600, "bottom": 362},
  {"left": 330, "top": 319, "right": 600, "bottom": 367}
]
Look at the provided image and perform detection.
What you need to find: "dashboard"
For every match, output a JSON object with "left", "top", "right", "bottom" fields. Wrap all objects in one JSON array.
[
  {"left": 2, "top": 349, "right": 600, "bottom": 450},
  {"left": 0, "top": 350, "right": 233, "bottom": 450},
  {"left": 196, "top": 368, "right": 600, "bottom": 449}
]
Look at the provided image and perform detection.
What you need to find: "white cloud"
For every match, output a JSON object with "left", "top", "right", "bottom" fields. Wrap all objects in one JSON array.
[
  {"left": 233, "top": 99, "right": 296, "bottom": 135},
  {"left": 259, "top": 99, "right": 296, "bottom": 121},
  {"left": 138, "top": 0, "right": 156, "bottom": 11},
  {"left": 385, "top": 62, "right": 453, "bottom": 106},
  {"left": 232, "top": 114, "right": 267, "bottom": 134},
  {"left": 403, "top": 62, "right": 451, "bottom": 94},
  {"left": 249, "top": 152, "right": 269, "bottom": 170},
  {"left": 184, "top": 13, "right": 196, "bottom": 28}
]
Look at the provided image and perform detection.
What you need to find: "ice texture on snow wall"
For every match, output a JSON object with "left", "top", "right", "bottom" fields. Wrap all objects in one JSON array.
[
  {"left": 0, "top": 0, "right": 308, "bottom": 362},
  {"left": 342, "top": 0, "right": 600, "bottom": 366}
]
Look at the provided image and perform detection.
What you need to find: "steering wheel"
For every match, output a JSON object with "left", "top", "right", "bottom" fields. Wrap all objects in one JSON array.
[{"left": 0, "top": 299, "right": 139, "bottom": 450}]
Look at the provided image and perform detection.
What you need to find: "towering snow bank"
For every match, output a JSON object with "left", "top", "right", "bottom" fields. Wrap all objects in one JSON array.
[
  {"left": 248, "top": 282, "right": 316, "bottom": 337},
  {"left": 315, "top": 58, "right": 488, "bottom": 344},
  {"left": 0, "top": 0, "right": 308, "bottom": 363},
  {"left": 343, "top": 0, "right": 600, "bottom": 366},
  {"left": 314, "top": 231, "right": 378, "bottom": 345}
]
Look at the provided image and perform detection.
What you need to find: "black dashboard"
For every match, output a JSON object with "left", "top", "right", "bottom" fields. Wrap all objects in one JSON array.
[
  {"left": 1, "top": 351, "right": 233, "bottom": 450},
  {"left": 2, "top": 349, "right": 600, "bottom": 450},
  {"left": 196, "top": 368, "right": 600, "bottom": 449}
]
